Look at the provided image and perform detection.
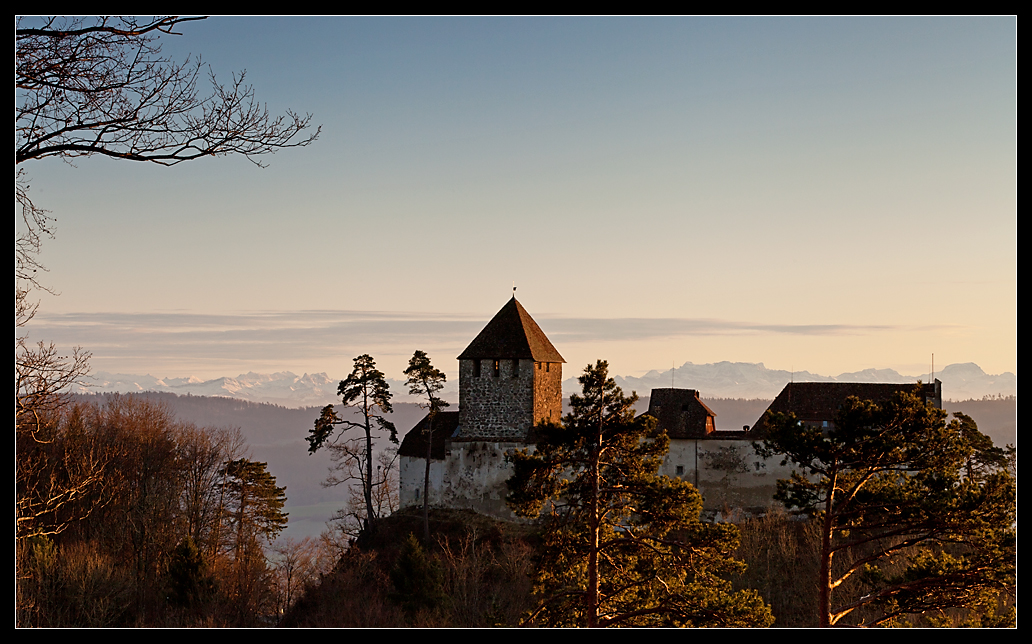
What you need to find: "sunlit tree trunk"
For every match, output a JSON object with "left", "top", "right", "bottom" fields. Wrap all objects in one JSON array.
[{"left": 819, "top": 465, "right": 837, "bottom": 628}]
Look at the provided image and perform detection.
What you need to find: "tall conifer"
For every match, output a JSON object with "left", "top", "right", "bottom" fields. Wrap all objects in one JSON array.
[{"left": 507, "top": 360, "right": 773, "bottom": 627}]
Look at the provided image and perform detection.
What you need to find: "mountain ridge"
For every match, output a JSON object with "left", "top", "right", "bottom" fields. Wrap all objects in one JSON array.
[{"left": 77, "top": 361, "right": 1015, "bottom": 408}]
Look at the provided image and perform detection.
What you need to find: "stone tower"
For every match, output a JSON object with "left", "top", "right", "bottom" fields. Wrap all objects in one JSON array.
[{"left": 456, "top": 297, "right": 565, "bottom": 440}]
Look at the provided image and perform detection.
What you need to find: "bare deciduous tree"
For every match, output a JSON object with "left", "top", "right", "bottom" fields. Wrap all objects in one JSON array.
[
  {"left": 15, "top": 18, "right": 317, "bottom": 625},
  {"left": 15, "top": 171, "right": 53, "bottom": 325},
  {"left": 271, "top": 536, "right": 323, "bottom": 616},
  {"left": 326, "top": 447, "right": 400, "bottom": 539},
  {"left": 16, "top": 342, "right": 91, "bottom": 442},
  {"left": 16, "top": 16, "right": 319, "bottom": 167},
  {"left": 15, "top": 13, "right": 318, "bottom": 552},
  {"left": 16, "top": 343, "right": 97, "bottom": 542},
  {"left": 178, "top": 425, "right": 246, "bottom": 556},
  {"left": 15, "top": 403, "right": 107, "bottom": 541},
  {"left": 15, "top": 15, "right": 320, "bottom": 306}
]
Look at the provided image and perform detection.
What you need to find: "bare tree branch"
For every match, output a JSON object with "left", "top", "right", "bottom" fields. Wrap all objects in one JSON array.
[
  {"left": 15, "top": 16, "right": 320, "bottom": 309},
  {"left": 16, "top": 16, "right": 319, "bottom": 167}
]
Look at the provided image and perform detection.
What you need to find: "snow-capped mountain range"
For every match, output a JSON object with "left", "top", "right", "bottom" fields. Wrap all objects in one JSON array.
[
  {"left": 77, "top": 362, "right": 1014, "bottom": 408},
  {"left": 606, "top": 361, "right": 1014, "bottom": 401}
]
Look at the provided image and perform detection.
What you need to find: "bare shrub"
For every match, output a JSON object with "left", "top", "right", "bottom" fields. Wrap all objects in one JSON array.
[
  {"left": 436, "top": 530, "right": 535, "bottom": 627},
  {"left": 18, "top": 537, "right": 133, "bottom": 627},
  {"left": 733, "top": 509, "right": 822, "bottom": 627},
  {"left": 282, "top": 548, "right": 406, "bottom": 627}
]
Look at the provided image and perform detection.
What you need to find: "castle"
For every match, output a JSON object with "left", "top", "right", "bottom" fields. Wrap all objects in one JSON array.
[{"left": 398, "top": 297, "right": 942, "bottom": 520}]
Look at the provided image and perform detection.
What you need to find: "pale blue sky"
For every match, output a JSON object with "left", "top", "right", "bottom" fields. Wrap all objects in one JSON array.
[{"left": 21, "top": 17, "right": 1016, "bottom": 382}]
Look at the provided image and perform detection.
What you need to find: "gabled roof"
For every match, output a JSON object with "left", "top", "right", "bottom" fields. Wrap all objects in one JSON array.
[
  {"left": 457, "top": 297, "right": 565, "bottom": 362},
  {"left": 643, "top": 388, "right": 717, "bottom": 439},
  {"left": 398, "top": 411, "right": 460, "bottom": 460},
  {"left": 751, "top": 381, "right": 941, "bottom": 434}
]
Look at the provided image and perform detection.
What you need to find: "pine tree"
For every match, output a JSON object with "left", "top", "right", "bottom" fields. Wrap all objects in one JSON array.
[
  {"left": 167, "top": 536, "right": 215, "bottom": 611},
  {"left": 404, "top": 350, "right": 449, "bottom": 544},
  {"left": 219, "top": 458, "right": 288, "bottom": 624},
  {"left": 507, "top": 360, "right": 774, "bottom": 627},
  {"left": 220, "top": 459, "right": 288, "bottom": 555},
  {"left": 389, "top": 533, "right": 447, "bottom": 619},
  {"left": 755, "top": 388, "right": 1016, "bottom": 627},
  {"left": 308, "top": 354, "right": 397, "bottom": 531}
]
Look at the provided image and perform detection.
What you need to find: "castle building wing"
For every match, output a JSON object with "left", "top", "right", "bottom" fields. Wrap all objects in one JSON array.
[
  {"left": 645, "top": 388, "right": 717, "bottom": 438},
  {"left": 751, "top": 380, "right": 942, "bottom": 434},
  {"left": 398, "top": 411, "right": 460, "bottom": 460},
  {"left": 457, "top": 297, "right": 565, "bottom": 363}
]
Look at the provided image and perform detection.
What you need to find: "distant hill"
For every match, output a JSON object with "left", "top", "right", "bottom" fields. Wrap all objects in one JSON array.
[
  {"left": 942, "top": 397, "right": 1017, "bottom": 449},
  {"left": 75, "top": 370, "right": 457, "bottom": 407}
]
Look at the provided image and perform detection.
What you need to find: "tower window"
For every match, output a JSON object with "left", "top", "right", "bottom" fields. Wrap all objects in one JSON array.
[
  {"left": 512, "top": 359, "right": 519, "bottom": 378},
  {"left": 472, "top": 359, "right": 481, "bottom": 378},
  {"left": 545, "top": 363, "right": 550, "bottom": 373},
  {"left": 493, "top": 360, "right": 500, "bottom": 377}
]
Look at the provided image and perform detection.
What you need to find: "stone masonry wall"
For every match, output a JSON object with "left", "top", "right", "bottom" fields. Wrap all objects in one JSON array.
[
  {"left": 459, "top": 358, "right": 535, "bottom": 439},
  {"left": 532, "top": 361, "right": 563, "bottom": 426}
]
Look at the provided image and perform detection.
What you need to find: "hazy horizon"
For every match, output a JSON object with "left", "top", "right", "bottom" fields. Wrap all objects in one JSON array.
[{"left": 73, "top": 358, "right": 1014, "bottom": 410}]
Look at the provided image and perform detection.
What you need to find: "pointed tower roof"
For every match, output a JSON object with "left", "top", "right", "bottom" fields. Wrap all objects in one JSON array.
[{"left": 458, "top": 297, "right": 565, "bottom": 362}]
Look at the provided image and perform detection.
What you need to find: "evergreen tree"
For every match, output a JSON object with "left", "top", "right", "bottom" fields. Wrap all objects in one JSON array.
[
  {"left": 219, "top": 458, "right": 288, "bottom": 624},
  {"left": 507, "top": 360, "right": 773, "bottom": 627},
  {"left": 389, "top": 532, "right": 448, "bottom": 619},
  {"left": 754, "top": 388, "right": 1016, "bottom": 627},
  {"left": 167, "top": 536, "right": 214, "bottom": 611},
  {"left": 308, "top": 354, "right": 397, "bottom": 531},
  {"left": 220, "top": 459, "right": 288, "bottom": 555},
  {"left": 404, "top": 351, "right": 449, "bottom": 544}
]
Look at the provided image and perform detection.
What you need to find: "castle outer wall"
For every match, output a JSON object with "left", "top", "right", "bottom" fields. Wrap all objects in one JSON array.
[
  {"left": 399, "top": 440, "right": 527, "bottom": 519},
  {"left": 399, "top": 436, "right": 795, "bottom": 520}
]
